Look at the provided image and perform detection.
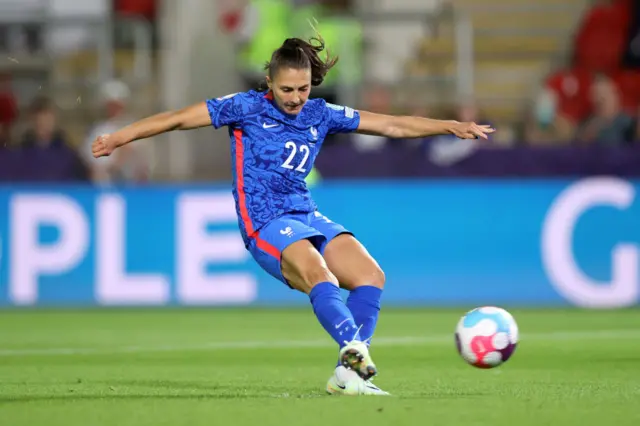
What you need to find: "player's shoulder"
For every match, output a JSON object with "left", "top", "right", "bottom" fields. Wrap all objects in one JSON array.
[
  {"left": 318, "top": 100, "right": 357, "bottom": 120},
  {"left": 214, "top": 90, "right": 262, "bottom": 105},
  {"left": 305, "top": 98, "right": 356, "bottom": 116},
  {"left": 211, "top": 90, "right": 269, "bottom": 122},
  {"left": 306, "top": 97, "right": 335, "bottom": 111},
  {"left": 328, "top": 102, "right": 356, "bottom": 115}
]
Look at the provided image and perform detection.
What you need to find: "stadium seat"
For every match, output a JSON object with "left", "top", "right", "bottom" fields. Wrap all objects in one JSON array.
[
  {"left": 573, "top": 0, "right": 631, "bottom": 72},
  {"left": 405, "top": 0, "right": 592, "bottom": 128},
  {"left": 468, "top": 10, "right": 577, "bottom": 31},
  {"left": 450, "top": 0, "right": 584, "bottom": 6},
  {"left": 48, "top": 49, "right": 159, "bottom": 148},
  {"left": 52, "top": 49, "right": 155, "bottom": 82},
  {"left": 612, "top": 69, "right": 640, "bottom": 114},
  {"left": 419, "top": 35, "right": 563, "bottom": 59}
]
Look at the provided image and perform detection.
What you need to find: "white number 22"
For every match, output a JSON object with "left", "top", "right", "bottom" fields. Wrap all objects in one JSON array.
[{"left": 281, "top": 141, "right": 310, "bottom": 172}]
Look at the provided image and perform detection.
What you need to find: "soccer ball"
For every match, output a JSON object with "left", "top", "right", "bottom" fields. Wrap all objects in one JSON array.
[{"left": 454, "top": 306, "right": 519, "bottom": 369}]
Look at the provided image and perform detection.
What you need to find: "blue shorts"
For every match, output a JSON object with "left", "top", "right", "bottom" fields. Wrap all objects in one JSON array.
[{"left": 246, "top": 211, "right": 351, "bottom": 287}]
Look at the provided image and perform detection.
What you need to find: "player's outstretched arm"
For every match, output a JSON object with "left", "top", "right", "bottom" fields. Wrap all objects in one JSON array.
[
  {"left": 356, "top": 110, "right": 495, "bottom": 140},
  {"left": 91, "top": 101, "right": 211, "bottom": 158}
]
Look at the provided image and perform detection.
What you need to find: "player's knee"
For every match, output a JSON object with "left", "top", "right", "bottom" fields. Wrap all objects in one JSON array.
[
  {"left": 300, "top": 265, "right": 338, "bottom": 293},
  {"left": 369, "top": 265, "right": 386, "bottom": 289},
  {"left": 283, "top": 258, "right": 339, "bottom": 294},
  {"left": 287, "top": 265, "right": 338, "bottom": 294}
]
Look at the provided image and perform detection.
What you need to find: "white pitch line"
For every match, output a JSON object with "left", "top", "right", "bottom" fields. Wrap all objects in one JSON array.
[{"left": 0, "top": 329, "right": 638, "bottom": 357}]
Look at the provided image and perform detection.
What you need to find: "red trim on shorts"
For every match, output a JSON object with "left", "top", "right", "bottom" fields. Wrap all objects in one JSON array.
[
  {"left": 255, "top": 231, "right": 281, "bottom": 259},
  {"left": 233, "top": 128, "right": 254, "bottom": 236}
]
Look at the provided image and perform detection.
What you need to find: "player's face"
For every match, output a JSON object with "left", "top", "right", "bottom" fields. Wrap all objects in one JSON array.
[{"left": 267, "top": 67, "right": 311, "bottom": 115}]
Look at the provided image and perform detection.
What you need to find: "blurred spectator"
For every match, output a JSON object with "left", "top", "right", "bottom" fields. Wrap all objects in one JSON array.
[
  {"left": 611, "top": 69, "right": 640, "bottom": 114},
  {"left": 82, "top": 80, "right": 150, "bottom": 185},
  {"left": 576, "top": 74, "right": 633, "bottom": 145},
  {"left": 573, "top": 0, "right": 631, "bottom": 73},
  {"left": 622, "top": 0, "right": 640, "bottom": 69},
  {"left": 526, "top": 68, "right": 594, "bottom": 145},
  {"left": 20, "top": 96, "right": 68, "bottom": 148},
  {"left": 0, "top": 73, "right": 17, "bottom": 148},
  {"left": 115, "top": 0, "right": 156, "bottom": 20},
  {"left": 19, "top": 96, "right": 89, "bottom": 181}
]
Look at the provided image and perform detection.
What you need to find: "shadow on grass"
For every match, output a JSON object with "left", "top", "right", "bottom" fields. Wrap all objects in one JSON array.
[
  {"left": 0, "top": 378, "right": 325, "bottom": 403},
  {"left": 0, "top": 378, "right": 486, "bottom": 403}
]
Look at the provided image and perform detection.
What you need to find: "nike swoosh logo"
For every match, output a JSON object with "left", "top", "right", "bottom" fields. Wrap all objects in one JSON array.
[
  {"left": 337, "top": 384, "right": 346, "bottom": 390},
  {"left": 263, "top": 123, "right": 279, "bottom": 129},
  {"left": 334, "top": 319, "right": 350, "bottom": 329}
]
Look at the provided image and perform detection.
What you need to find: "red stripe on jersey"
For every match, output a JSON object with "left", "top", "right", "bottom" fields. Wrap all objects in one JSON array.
[
  {"left": 264, "top": 91, "right": 273, "bottom": 100},
  {"left": 233, "top": 128, "right": 254, "bottom": 236},
  {"left": 255, "top": 232, "right": 281, "bottom": 259}
]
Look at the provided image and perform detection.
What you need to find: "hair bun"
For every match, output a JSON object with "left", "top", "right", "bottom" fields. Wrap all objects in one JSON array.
[
  {"left": 282, "top": 38, "right": 303, "bottom": 49},
  {"left": 264, "top": 35, "right": 338, "bottom": 88}
]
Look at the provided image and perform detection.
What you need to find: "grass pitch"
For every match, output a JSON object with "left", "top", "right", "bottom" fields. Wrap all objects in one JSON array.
[{"left": 1, "top": 308, "right": 639, "bottom": 426}]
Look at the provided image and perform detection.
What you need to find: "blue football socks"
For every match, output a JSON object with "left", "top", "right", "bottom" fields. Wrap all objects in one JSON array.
[
  {"left": 309, "top": 282, "right": 360, "bottom": 348},
  {"left": 346, "top": 285, "right": 382, "bottom": 345}
]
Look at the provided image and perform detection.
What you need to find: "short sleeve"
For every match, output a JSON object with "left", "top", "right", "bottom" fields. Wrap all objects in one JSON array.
[
  {"left": 205, "top": 92, "right": 252, "bottom": 129},
  {"left": 324, "top": 102, "right": 361, "bottom": 134}
]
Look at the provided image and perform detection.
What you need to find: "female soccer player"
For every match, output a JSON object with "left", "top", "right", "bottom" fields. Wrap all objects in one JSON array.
[{"left": 92, "top": 36, "right": 494, "bottom": 396}]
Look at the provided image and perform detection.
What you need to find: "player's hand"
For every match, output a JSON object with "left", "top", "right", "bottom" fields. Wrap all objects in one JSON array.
[
  {"left": 449, "top": 122, "right": 495, "bottom": 140},
  {"left": 91, "top": 134, "right": 122, "bottom": 158}
]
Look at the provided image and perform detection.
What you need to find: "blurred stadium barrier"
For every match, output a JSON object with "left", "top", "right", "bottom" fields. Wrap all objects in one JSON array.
[{"left": 0, "top": 177, "right": 637, "bottom": 308}]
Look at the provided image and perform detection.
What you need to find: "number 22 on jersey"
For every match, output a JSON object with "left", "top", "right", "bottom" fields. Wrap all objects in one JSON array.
[{"left": 280, "top": 141, "right": 310, "bottom": 173}]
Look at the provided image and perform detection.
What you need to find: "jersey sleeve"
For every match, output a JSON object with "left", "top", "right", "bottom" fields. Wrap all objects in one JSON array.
[
  {"left": 324, "top": 102, "right": 361, "bottom": 134},
  {"left": 205, "top": 92, "right": 253, "bottom": 129}
]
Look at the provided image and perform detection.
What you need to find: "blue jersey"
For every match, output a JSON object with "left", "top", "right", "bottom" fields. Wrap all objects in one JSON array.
[{"left": 205, "top": 90, "right": 360, "bottom": 243}]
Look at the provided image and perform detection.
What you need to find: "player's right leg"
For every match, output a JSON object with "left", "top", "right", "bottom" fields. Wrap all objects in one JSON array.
[
  {"left": 279, "top": 240, "right": 365, "bottom": 348},
  {"left": 278, "top": 241, "right": 384, "bottom": 394},
  {"left": 247, "top": 214, "right": 379, "bottom": 394},
  {"left": 247, "top": 214, "right": 362, "bottom": 350},
  {"left": 322, "top": 233, "right": 385, "bottom": 347}
]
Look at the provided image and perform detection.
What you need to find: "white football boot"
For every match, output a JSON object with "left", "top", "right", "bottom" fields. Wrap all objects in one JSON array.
[
  {"left": 339, "top": 339, "right": 378, "bottom": 381},
  {"left": 326, "top": 366, "right": 390, "bottom": 396}
]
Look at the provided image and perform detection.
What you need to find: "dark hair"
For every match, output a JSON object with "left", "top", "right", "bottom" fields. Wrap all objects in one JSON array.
[
  {"left": 264, "top": 35, "right": 338, "bottom": 87},
  {"left": 28, "top": 96, "right": 54, "bottom": 115}
]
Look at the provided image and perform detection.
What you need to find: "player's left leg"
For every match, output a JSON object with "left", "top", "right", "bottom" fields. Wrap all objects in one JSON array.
[
  {"left": 310, "top": 212, "right": 390, "bottom": 396},
  {"left": 311, "top": 212, "right": 385, "bottom": 345},
  {"left": 323, "top": 234, "right": 385, "bottom": 345},
  {"left": 322, "top": 234, "right": 389, "bottom": 396}
]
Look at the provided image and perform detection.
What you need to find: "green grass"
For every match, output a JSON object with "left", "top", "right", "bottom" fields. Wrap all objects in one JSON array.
[{"left": 1, "top": 308, "right": 639, "bottom": 426}]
